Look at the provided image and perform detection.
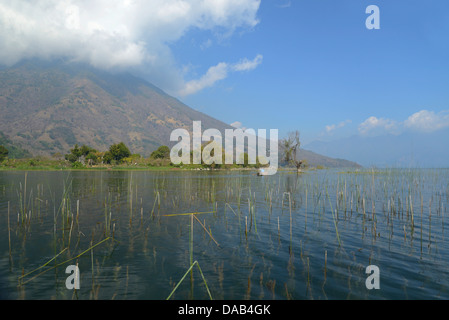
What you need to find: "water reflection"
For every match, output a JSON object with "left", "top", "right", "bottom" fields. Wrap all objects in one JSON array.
[{"left": 0, "top": 169, "right": 448, "bottom": 299}]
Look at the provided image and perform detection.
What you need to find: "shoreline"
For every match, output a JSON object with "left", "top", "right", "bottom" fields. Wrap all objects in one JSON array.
[{"left": 0, "top": 163, "right": 313, "bottom": 173}]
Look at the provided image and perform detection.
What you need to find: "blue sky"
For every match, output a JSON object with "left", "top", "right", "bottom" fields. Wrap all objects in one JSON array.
[
  {"left": 1, "top": 0, "right": 449, "bottom": 148},
  {"left": 175, "top": 1, "right": 449, "bottom": 144}
]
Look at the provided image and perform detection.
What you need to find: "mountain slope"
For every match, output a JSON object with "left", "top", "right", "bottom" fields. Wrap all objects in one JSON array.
[
  {"left": 0, "top": 60, "right": 361, "bottom": 168},
  {"left": 297, "top": 148, "right": 361, "bottom": 168},
  {"left": 0, "top": 60, "right": 231, "bottom": 157}
]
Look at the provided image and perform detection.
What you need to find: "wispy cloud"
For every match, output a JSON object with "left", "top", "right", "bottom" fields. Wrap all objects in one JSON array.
[
  {"left": 179, "top": 54, "right": 263, "bottom": 96},
  {"left": 325, "top": 119, "right": 352, "bottom": 134},
  {"left": 200, "top": 39, "right": 213, "bottom": 50},
  {"left": 232, "top": 54, "right": 263, "bottom": 72},
  {"left": 277, "top": 1, "right": 292, "bottom": 9},
  {"left": 179, "top": 62, "right": 229, "bottom": 96}
]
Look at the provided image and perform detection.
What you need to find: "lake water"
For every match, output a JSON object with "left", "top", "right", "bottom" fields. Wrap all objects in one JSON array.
[{"left": 0, "top": 168, "right": 448, "bottom": 300}]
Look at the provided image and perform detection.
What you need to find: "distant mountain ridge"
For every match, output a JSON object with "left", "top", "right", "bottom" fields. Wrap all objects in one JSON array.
[
  {"left": 0, "top": 60, "right": 361, "bottom": 168},
  {"left": 305, "top": 129, "right": 449, "bottom": 168},
  {"left": 295, "top": 148, "right": 361, "bottom": 168}
]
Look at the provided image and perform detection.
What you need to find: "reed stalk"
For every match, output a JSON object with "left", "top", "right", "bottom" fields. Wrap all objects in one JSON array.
[
  {"left": 190, "top": 213, "right": 193, "bottom": 271},
  {"left": 76, "top": 199, "right": 79, "bottom": 224},
  {"left": 91, "top": 240, "right": 95, "bottom": 295},
  {"left": 24, "top": 172, "right": 27, "bottom": 220},
  {"left": 421, "top": 193, "right": 423, "bottom": 253},
  {"left": 245, "top": 216, "right": 248, "bottom": 240},
  {"left": 19, "top": 237, "right": 111, "bottom": 286},
  {"left": 305, "top": 188, "right": 308, "bottom": 231},
  {"left": 8, "top": 201, "right": 11, "bottom": 258},
  {"left": 18, "top": 247, "right": 68, "bottom": 283},
  {"left": 324, "top": 250, "right": 327, "bottom": 281},
  {"left": 162, "top": 211, "right": 215, "bottom": 217},
  {"left": 150, "top": 191, "right": 160, "bottom": 218},
  {"left": 326, "top": 188, "right": 341, "bottom": 247},
  {"left": 306, "top": 257, "right": 310, "bottom": 289},
  {"left": 283, "top": 192, "right": 293, "bottom": 253},
  {"left": 166, "top": 260, "right": 212, "bottom": 300},
  {"left": 410, "top": 194, "right": 415, "bottom": 234},
  {"left": 193, "top": 215, "right": 219, "bottom": 247},
  {"left": 278, "top": 217, "right": 281, "bottom": 237}
]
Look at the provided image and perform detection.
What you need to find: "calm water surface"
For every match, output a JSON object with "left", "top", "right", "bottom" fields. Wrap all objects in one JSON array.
[{"left": 0, "top": 169, "right": 448, "bottom": 300}]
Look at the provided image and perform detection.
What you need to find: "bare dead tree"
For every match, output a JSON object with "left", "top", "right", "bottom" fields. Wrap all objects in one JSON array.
[{"left": 281, "top": 130, "right": 303, "bottom": 172}]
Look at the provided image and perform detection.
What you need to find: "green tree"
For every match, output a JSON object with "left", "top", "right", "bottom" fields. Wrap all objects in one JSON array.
[
  {"left": 109, "top": 142, "right": 131, "bottom": 163},
  {"left": 0, "top": 145, "right": 9, "bottom": 162},
  {"left": 65, "top": 144, "right": 81, "bottom": 163},
  {"left": 239, "top": 152, "right": 250, "bottom": 168},
  {"left": 103, "top": 151, "right": 113, "bottom": 164},
  {"left": 85, "top": 152, "right": 99, "bottom": 165},
  {"left": 150, "top": 146, "right": 170, "bottom": 159},
  {"left": 80, "top": 145, "right": 97, "bottom": 157},
  {"left": 65, "top": 144, "right": 97, "bottom": 163}
]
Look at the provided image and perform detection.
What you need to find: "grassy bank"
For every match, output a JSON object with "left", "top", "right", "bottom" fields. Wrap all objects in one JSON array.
[{"left": 0, "top": 157, "right": 275, "bottom": 172}]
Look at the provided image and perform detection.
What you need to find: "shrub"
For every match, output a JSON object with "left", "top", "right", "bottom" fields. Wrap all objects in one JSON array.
[
  {"left": 0, "top": 145, "right": 8, "bottom": 162},
  {"left": 72, "top": 161, "right": 85, "bottom": 169},
  {"left": 109, "top": 142, "right": 131, "bottom": 163},
  {"left": 150, "top": 146, "right": 170, "bottom": 159}
]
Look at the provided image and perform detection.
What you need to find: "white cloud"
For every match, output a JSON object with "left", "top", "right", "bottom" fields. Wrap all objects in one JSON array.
[
  {"left": 358, "top": 109, "right": 449, "bottom": 136},
  {"left": 404, "top": 110, "right": 449, "bottom": 132},
  {"left": 179, "top": 62, "right": 229, "bottom": 96},
  {"left": 230, "top": 121, "right": 247, "bottom": 130},
  {"left": 325, "top": 119, "right": 351, "bottom": 134},
  {"left": 179, "top": 54, "right": 262, "bottom": 96},
  {"left": 0, "top": 0, "right": 261, "bottom": 93},
  {"left": 232, "top": 54, "right": 263, "bottom": 72},
  {"left": 230, "top": 121, "right": 243, "bottom": 128},
  {"left": 358, "top": 116, "right": 398, "bottom": 136}
]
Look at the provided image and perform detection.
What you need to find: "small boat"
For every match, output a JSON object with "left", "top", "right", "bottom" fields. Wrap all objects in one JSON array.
[
  {"left": 257, "top": 168, "right": 270, "bottom": 176},
  {"left": 257, "top": 166, "right": 278, "bottom": 176}
]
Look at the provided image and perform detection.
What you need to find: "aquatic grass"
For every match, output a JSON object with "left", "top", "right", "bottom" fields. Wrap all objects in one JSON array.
[
  {"left": 150, "top": 191, "right": 160, "bottom": 218},
  {"left": 162, "top": 211, "right": 215, "bottom": 217},
  {"left": 3, "top": 168, "right": 449, "bottom": 299},
  {"left": 193, "top": 215, "right": 219, "bottom": 247},
  {"left": 18, "top": 237, "right": 112, "bottom": 287},
  {"left": 7, "top": 201, "right": 12, "bottom": 261},
  {"left": 282, "top": 192, "right": 293, "bottom": 255},
  {"left": 16, "top": 172, "right": 31, "bottom": 225},
  {"left": 166, "top": 260, "right": 213, "bottom": 300},
  {"left": 326, "top": 187, "right": 342, "bottom": 248},
  {"left": 18, "top": 247, "right": 68, "bottom": 283},
  {"left": 162, "top": 209, "right": 218, "bottom": 298},
  {"left": 225, "top": 203, "right": 238, "bottom": 216}
]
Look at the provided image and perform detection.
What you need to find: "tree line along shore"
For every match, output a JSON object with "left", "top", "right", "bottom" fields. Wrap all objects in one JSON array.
[
  {"left": 0, "top": 142, "right": 275, "bottom": 171},
  {"left": 0, "top": 131, "right": 308, "bottom": 171}
]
